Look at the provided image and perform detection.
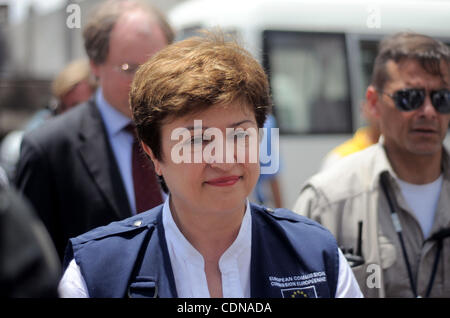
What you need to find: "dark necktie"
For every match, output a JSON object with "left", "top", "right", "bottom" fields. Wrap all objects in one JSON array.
[{"left": 125, "top": 124, "right": 163, "bottom": 213}]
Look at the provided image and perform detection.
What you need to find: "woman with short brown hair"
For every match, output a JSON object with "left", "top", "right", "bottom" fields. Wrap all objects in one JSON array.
[{"left": 59, "top": 33, "right": 361, "bottom": 298}]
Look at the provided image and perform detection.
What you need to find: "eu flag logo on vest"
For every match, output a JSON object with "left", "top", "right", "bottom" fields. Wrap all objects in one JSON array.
[{"left": 281, "top": 286, "right": 317, "bottom": 298}]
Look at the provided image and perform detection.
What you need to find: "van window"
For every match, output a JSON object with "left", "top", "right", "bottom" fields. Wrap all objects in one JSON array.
[{"left": 263, "top": 31, "right": 352, "bottom": 134}]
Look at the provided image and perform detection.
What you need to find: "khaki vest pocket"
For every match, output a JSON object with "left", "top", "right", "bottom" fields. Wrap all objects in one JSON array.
[{"left": 378, "top": 235, "right": 397, "bottom": 269}]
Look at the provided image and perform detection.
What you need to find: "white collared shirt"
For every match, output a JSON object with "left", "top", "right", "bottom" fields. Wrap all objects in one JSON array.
[
  {"left": 58, "top": 198, "right": 362, "bottom": 298},
  {"left": 163, "top": 199, "right": 252, "bottom": 297}
]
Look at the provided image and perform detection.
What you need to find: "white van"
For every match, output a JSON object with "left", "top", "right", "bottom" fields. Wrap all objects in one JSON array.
[{"left": 168, "top": 0, "right": 450, "bottom": 208}]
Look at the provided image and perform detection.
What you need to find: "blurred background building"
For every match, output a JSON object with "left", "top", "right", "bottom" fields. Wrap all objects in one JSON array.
[{"left": 0, "top": 0, "right": 185, "bottom": 141}]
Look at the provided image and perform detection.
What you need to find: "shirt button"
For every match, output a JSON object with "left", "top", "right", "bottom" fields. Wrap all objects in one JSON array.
[{"left": 133, "top": 220, "right": 142, "bottom": 227}]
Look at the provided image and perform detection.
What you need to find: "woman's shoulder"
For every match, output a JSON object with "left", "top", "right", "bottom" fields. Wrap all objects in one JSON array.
[
  {"left": 63, "top": 205, "right": 164, "bottom": 278},
  {"left": 250, "top": 203, "right": 335, "bottom": 239},
  {"left": 68, "top": 205, "right": 163, "bottom": 250}
]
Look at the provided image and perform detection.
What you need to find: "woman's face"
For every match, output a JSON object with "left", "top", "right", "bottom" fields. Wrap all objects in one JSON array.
[{"left": 143, "top": 102, "right": 261, "bottom": 217}]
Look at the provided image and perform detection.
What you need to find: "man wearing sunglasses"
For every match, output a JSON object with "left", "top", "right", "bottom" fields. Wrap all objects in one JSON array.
[{"left": 293, "top": 32, "right": 450, "bottom": 297}]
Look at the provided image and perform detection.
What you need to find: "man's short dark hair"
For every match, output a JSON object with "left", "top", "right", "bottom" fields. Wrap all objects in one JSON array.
[{"left": 371, "top": 32, "right": 450, "bottom": 91}]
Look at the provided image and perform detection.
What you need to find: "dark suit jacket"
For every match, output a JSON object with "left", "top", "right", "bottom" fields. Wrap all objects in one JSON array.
[
  {"left": 15, "top": 98, "right": 133, "bottom": 259},
  {"left": 0, "top": 184, "right": 60, "bottom": 297}
]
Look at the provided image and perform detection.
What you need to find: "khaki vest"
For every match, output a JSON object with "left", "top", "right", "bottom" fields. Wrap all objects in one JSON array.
[{"left": 293, "top": 142, "right": 450, "bottom": 297}]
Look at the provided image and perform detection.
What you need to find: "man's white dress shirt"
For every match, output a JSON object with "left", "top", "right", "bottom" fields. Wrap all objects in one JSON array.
[
  {"left": 95, "top": 89, "right": 166, "bottom": 215},
  {"left": 95, "top": 89, "right": 136, "bottom": 214}
]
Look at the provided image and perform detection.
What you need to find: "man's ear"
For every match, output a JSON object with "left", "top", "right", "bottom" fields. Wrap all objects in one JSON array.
[
  {"left": 365, "top": 85, "right": 381, "bottom": 119},
  {"left": 141, "top": 141, "right": 162, "bottom": 176}
]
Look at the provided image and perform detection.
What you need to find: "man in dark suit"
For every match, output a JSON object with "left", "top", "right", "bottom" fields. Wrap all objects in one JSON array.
[{"left": 15, "top": 0, "right": 174, "bottom": 259}]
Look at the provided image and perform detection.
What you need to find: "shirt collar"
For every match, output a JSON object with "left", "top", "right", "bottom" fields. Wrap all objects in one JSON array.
[
  {"left": 162, "top": 198, "right": 203, "bottom": 266},
  {"left": 219, "top": 201, "right": 252, "bottom": 269},
  {"left": 367, "top": 137, "right": 397, "bottom": 190},
  {"left": 162, "top": 196, "right": 252, "bottom": 267},
  {"left": 95, "top": 88, "right": 132, "bottom": 137}
]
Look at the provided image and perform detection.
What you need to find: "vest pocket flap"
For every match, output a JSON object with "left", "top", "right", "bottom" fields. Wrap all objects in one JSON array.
[{"left": 128, "top": 276, "right": 158, "bottom": 298}]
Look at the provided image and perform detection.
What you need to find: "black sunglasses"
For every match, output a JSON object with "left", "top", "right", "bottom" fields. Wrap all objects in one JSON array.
[{"left": 382, "top": 88, "right": 450, "bottom": 113}]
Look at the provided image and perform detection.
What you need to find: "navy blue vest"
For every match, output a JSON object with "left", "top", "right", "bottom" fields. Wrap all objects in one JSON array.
[{"left": 64, "top": 203, "right": 339, "bottom": 298}]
